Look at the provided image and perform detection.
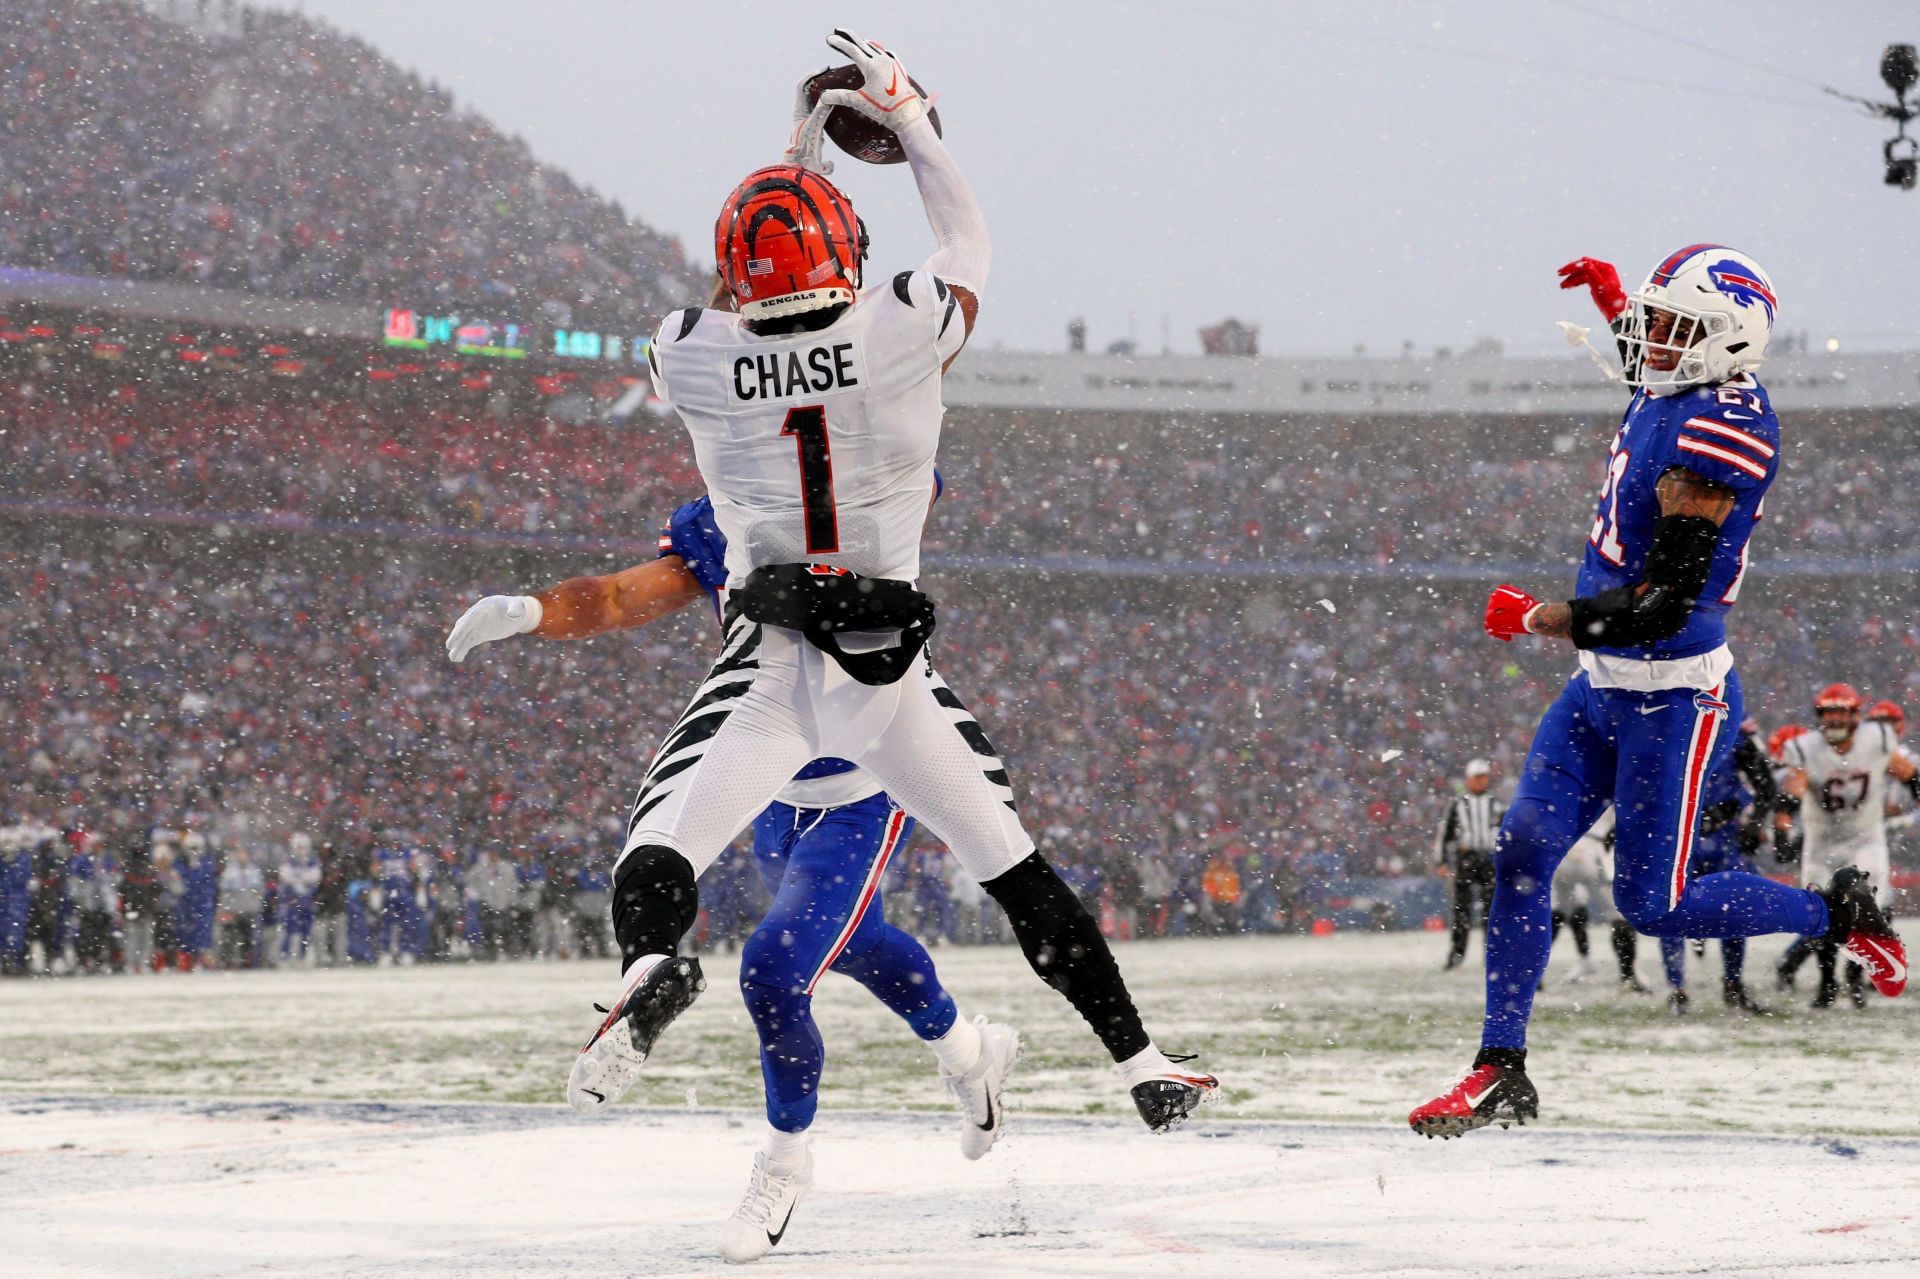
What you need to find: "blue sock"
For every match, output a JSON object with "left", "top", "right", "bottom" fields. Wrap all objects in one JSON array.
[
  {"left": 1722, "top": 936, "right": 1746, "bottom": 985},
  {"left": 1660, "top": 936, "right": 1686, "bottom": 991}
]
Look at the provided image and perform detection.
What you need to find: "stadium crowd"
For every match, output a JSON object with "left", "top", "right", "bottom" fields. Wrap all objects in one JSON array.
[
  {"left": 0, "top": 0, "right": 694, "bottom": 328},
  {"left": 4, "top": 513, "right": 1916, "bottom": 976},
  {"left": 6, "top": 382, "right": 1920, "bottom": 568}
]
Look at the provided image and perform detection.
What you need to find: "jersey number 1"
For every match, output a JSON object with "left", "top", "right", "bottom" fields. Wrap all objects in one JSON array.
[{"left": 782, "top": 406, "right": 839, "bottom": 554}]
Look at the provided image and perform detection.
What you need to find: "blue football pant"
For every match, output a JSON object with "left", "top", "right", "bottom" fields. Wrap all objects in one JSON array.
[
  {"left": 1484, "top": 670, "right": 1827, "bottom": 1050},
  {"left": 740, "top": 794, "right": 959, "bottom": 1133},
  {"left": 1658, "top": 829, "right": 1750, "bottom": 990}
]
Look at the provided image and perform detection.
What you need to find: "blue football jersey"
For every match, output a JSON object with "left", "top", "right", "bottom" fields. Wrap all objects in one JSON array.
[{"left": 1574, "top": 373, "right": 1779, "bottom": 662}]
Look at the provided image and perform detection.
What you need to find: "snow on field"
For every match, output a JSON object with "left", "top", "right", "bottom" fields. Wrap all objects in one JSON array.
[
  {"left": 3, "top": 932, "right": 1915, "bottom": 1136},
  {"left": 4, "top": 932, "right": 1919, "bottom": 1276},
  {"left": 6, "top": 1100, "right": 1920, "bottom": 1278}
]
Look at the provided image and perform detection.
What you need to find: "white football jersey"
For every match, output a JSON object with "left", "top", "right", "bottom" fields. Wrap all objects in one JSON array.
[
  {"left": 1782, "top": 722, "right": 1898, "bottom": 855},
  {"left": 649, "top": 271, "right": 968, "bottom": 587}
]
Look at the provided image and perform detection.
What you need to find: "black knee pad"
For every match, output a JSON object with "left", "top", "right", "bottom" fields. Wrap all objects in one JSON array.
[{"left": 611, "top": 845, "right": 697, "bottom": 971}]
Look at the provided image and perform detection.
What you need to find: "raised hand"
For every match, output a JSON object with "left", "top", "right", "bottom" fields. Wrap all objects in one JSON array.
[
  {"left": 1556, "top": 257, "right": 1628, "bottom": 322},
  {"left": 819, "top": 28, "right": 926, "bottom": 130}
]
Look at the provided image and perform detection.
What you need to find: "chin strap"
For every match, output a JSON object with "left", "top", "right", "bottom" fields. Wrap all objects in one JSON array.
[{"left": 1556, "top": 320, "right": 1627, "bottom": 384}]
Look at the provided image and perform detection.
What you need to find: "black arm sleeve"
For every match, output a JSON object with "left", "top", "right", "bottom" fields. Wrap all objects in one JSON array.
[{"left": 1566, "top": 514, "right": 1721, "bottom": 650}]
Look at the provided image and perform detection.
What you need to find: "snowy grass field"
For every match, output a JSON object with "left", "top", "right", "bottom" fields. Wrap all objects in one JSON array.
[{"left": 5, "top": 931, "right": 1919, "bottom": 1276}]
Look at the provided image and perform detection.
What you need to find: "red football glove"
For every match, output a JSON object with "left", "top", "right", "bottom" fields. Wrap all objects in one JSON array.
[
  {"left": 1485, "top": 585, "right": 1542, "bottom": 643},
  {"left": 1556, "top": 257, "right": 1628, "bottom": 322}
]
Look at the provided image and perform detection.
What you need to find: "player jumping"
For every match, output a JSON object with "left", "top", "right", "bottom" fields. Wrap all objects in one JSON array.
[
  {"left": 1409, "top": 247, "right": 1907, "bottom": 1139},
  {"left": 449, "top": 487, "right": 1020, "bottom": 1262},
  {"left": 463, "top": 23, "right": 1214, "bottom": 1161}
]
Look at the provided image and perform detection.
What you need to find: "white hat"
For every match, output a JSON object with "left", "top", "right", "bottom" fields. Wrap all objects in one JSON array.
[{"left": 1465, "top": 759, "right": 1492, "bottom": 778}]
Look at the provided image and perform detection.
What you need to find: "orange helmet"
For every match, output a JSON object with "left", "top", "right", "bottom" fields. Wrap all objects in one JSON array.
[
  {"left": 1869, "top": 699, "right": 1906, "bottom": 734},
  {"left": 1815, "top": 682, "right": 1863, "bottom": 744},
  {"left": 1767, "top": 723, "right": 1806, "bottom": 761},
  {"left": 714, "top": 165, "right": 867, "bottom": 326},
  {"left": 1814, "top": 682, "right": 1863, "bottom": 714}
]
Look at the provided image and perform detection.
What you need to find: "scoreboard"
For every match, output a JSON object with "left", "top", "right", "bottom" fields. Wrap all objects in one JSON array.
[{"left": 382, "top": 307, "right": 652, "bottom": 365}]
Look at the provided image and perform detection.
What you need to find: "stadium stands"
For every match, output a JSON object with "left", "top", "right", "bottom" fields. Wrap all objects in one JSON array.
[{"left": 0, "top": 1, "right": 695, "bottom": 328}]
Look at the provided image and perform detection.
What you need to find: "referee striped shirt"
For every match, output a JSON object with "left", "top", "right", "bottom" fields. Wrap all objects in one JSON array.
[{"left": 1435, "top": 792, "right": 1506, "bottom": 867}]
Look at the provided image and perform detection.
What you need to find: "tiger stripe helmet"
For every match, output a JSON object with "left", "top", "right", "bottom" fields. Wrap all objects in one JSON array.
[
  {"left": 715, "top": 165, "right": 867, "bottom": 325},
  {"left": 1869, "top": 699, "right": 1906, "bottom": 735}
]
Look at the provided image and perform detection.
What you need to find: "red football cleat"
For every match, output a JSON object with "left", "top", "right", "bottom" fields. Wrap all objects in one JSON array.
[
  {"left": 1822, "top": 868, "right": 1907, "bottom": 998},
  {"left": 1409, "top": 1059, "right": 1539, "bottom": 1139}
]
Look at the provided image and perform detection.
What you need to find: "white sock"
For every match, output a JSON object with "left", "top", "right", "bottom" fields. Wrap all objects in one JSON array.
[
  {"left": 763, "top": 1125, "right": 809, "bottom": 1174},
  {"left": 1116, "top": 1041, "right": 1170, "bottom": 1087},
  {"left": 929, "top": 1012, "right": 982, "bottom": 1076}
]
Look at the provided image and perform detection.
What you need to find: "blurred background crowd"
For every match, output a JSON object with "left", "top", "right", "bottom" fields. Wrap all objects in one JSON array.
[{"left": 0, "top": 0, "right": 696, "bottom": 329}]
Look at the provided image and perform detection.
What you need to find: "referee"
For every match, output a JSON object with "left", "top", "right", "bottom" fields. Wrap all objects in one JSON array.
[{"left": 1436, "top": 759, "right": 1505, "bottom": 970}]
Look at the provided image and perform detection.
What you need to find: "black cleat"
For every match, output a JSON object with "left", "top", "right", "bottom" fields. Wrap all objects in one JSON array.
[
  {"left": 1667, "top": 989, "right": 1690, "bottom": 1017},
  {"left": 1722, "top": 981, "right": 1772, "bottom": 1016}
]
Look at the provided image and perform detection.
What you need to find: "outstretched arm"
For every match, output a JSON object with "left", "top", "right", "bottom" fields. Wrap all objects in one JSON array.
[
  {"left": 532, "top": 557, "right": 706, "bottom": 639},
  {"left": 447, "top": 558, "right": 704, "bottom": 662},
  {"left": 1510, "top": 467, "right": 1733, "bottom": 644},
  {"left": 816, "top": 29, "right": 987, "bottom": 366}
]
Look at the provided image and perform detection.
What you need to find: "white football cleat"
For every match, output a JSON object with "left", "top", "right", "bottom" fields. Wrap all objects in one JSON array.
[
  {"left": 940, "top": 1016, "right": 1019, "bottom": 1160},
  {"left": 566, "top": 954, "right": 705, "bottom": 1114},
  {"left": 717, "top": 1148, "right": 812, "bottom": 1264}
]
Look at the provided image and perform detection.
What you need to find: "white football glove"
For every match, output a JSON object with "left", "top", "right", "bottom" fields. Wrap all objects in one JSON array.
[
  {"left": 446, "top": 594, "right": 542, "bottom": 664},
  {"left": 785, "top": 64, "right": 838, "bottom": 176},
  {"left": 818, "top": 28, "right": 926, "bottom": 131}
]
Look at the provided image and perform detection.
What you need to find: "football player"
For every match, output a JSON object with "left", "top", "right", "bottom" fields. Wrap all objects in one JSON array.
[
  {"left": 452, "top": 17, "right": 1213, "bottom": 1196},
  {"left": 450, "top": 489, "right": 1017, "bottom": 1262},
  {"left": 1409, "top": 247, "right": 1906, "bottom": 1139},
  {"left": 1774, "top": 684, "right": 1919, "bottom": 1008}
]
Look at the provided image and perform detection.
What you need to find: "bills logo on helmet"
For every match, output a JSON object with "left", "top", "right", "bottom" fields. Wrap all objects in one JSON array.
[{"left": 1705, "top": 260, "right": 1777, "bottom": 323}]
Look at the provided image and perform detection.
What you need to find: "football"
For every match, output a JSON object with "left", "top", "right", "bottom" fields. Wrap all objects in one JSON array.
[{"left": 802, "top": 64, "right": 943, "bottom": 165}]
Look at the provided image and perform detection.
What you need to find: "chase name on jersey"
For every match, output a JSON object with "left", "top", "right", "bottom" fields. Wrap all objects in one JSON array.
[{"left": 731, "top": 341, "right": 860, "bottom": 403}]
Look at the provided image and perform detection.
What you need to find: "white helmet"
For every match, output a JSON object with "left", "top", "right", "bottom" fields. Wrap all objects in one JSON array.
[{"left": 1619, "top": 244, "right": 1776, "bottom": 391}]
